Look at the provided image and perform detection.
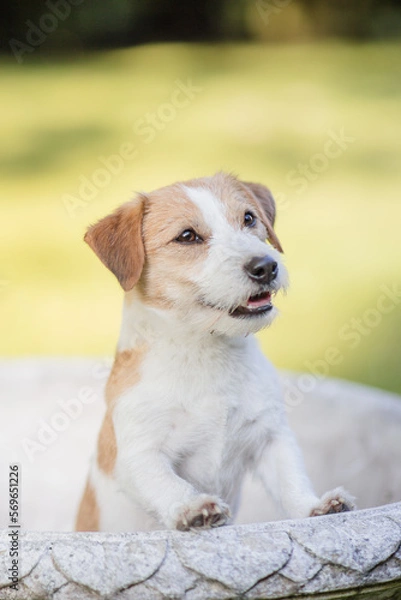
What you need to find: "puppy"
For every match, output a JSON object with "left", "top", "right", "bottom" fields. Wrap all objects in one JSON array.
[{"left": 76, "top": 172, "right": 354, "bottom": 532}]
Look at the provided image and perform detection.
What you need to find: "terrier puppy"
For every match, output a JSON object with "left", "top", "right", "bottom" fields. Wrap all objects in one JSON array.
[{"left": 76, "top": 172, "right": 354, "bottom": 531}]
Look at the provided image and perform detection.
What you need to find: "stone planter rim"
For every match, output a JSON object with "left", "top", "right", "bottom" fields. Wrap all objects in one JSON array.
[{"left": 1, "top": 500, "right": 400, "bottom": 599}]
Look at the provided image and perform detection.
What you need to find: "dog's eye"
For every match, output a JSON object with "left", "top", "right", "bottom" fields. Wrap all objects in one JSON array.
[
  {"left": 175, "top": 229, "right": 203, "bottom": 244},
  {"left": 244, "top": 211, "right": 257, "bottom": 228}
]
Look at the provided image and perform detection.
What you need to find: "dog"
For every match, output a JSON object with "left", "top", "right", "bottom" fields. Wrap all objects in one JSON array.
[{"left": 76, "top": 172, "right": 354, "bottom": 532}]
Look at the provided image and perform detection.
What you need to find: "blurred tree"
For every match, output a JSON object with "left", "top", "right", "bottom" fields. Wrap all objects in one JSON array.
[
  {"left": 297, "top": 0, "right": 401, "bottom": 38},
  {"left": 1, "top": 0, "right": 247, "bottom": 57},
  {"left": 1, "top": 0, "right": 401, "bottom": 57}
]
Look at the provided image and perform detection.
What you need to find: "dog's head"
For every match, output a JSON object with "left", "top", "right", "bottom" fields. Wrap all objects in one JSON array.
[{"left": 85, "top": 173, "right": 288, "bottom": 336}]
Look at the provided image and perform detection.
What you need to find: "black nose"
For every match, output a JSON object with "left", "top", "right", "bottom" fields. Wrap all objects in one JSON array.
[{"left": 244, "top": 256, "right": 278, "bottom": 284}]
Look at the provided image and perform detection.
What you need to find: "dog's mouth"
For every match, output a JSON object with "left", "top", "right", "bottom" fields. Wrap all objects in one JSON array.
[
  {"left": 229, "top": 290, "right": 273, "bottom": 318},
  {"left": 198, "top": 289, "right": 276, "bottom": 318}
]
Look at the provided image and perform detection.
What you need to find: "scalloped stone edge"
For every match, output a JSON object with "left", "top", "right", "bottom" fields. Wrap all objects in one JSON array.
[{"left": 0, "top": 501, "right": 400, "bottom": 599}]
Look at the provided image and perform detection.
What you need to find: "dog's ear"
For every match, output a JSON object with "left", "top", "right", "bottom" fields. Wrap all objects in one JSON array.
[
  {"left": 84, "top": 196, "right": 146, "bottom": 291},
  {"left": 241, "top": 181, "right": 283, "bottom": 253}
]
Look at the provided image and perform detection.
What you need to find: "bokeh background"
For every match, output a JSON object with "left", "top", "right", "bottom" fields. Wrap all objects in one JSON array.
[{"left": 1, "top": 0, "right": 401, "bottom": 393}]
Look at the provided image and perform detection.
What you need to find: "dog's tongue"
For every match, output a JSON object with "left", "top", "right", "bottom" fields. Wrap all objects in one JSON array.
[{"left": 247, "top": 292, "right": 271, "bottom": 308}]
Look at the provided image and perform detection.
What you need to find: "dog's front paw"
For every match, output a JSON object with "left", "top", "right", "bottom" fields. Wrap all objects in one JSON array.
[
  {"left": 310, "top": 487, "right": 356, "bottom": 517},
  {"left": 174, "top": 494, "right": 231, "bottom": 531}
]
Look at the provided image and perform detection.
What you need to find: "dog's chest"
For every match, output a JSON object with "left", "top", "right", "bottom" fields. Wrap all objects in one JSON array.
[
  {"left": 114, "top": 335, "right": 283, "bottom": 500},
  {"left": 139, "top": 336, "right": 281, "bottom": 464},
  {"left": 158, "top": 362, "right": 278, "bottom": 502}
]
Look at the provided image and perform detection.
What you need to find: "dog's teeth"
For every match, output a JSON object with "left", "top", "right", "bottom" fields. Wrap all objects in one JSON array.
[
  {"left": 202, "top": 508, "right": 208, "bottom": 517},
  {"left": 214, "top": 506, "right": 221, "bottom": 514}
]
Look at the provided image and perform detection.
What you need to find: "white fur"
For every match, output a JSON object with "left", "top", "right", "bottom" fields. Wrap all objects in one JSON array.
[
  {"left": 184, "top": 185, "right": 289, "bottom": 336},
  {"left": 83, "top": 176, "right": 354, "bottom": 531}
]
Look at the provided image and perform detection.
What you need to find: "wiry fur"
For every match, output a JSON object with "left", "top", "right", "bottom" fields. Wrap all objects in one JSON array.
[{"left": 76, "top": 172, "right": 355, "bottom": 532}]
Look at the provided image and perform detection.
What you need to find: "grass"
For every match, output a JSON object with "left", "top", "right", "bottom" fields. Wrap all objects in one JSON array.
[{"left": 1, "top": 41, "right": 401, "bottom": 394}]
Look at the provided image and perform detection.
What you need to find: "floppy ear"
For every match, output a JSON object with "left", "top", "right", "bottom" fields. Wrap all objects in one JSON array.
[
  {"left": 241, "top": 180, "right": 283, "bottom": 253},
  {"left": 84, "top": 196, "right": 146, "bottom": 291}
]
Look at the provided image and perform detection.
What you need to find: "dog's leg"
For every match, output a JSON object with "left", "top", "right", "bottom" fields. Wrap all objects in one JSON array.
[
  {"left": 256, "top": 430, "right": 355, "bottom": 518},
  {"left": 116, "top": 452, "right": 231, "bottom": 531}
]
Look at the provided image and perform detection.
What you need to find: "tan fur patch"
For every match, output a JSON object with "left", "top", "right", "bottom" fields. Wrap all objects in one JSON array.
[
  {"left": 97, "top": 410, "right": 117, "bottom": 475},
  {"left": 105, "top": 347, "right": 147, "bottom": 406},
  {"left": 183, "top": 173, "right": 283, "bottom": 252},
  {"left": 97, "top": 346, "right": 148, "bottom": 476},
  {"left": 238, "top": 181, "right": 283, "bottom": 253},
  {"left": 139, "top": 185, "right": 209, "bottom": 309},
  {"left": 198, "top": 173, "right": 283, "bottom": 252},
  {"left": 143, "top": 184, "right": 210, "bottom": 252},
  {"left": 241, "top": 180, "right": 276, "bottom": 225},
  {"left": 75, "top": 479, "right": 100, "bottom": 531},
  {"left": 207, "top": 174, "right": 259, "bottom": 229}
]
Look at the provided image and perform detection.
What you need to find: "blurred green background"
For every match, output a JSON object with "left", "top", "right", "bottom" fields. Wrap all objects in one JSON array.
[{"left": 1, "top": 1, "right": 401, "bottom": 394}]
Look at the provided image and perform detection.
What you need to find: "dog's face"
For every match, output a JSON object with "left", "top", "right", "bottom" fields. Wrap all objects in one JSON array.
[{"left": 85, "top": 173, "right": 288, "bottom": 336}]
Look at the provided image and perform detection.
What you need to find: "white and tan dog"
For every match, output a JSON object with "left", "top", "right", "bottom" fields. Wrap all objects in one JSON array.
[{"left": 76, "top": 172, "right": 354, "bottom": 532}]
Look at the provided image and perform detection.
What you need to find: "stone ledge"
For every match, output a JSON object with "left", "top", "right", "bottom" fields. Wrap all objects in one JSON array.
[{"left": 1, "top": 502, "right": 400, "bottom": 600}]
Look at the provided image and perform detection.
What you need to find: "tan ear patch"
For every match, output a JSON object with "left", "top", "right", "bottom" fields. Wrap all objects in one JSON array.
[
  {"left": 75, "top": 479, "right": 100, "bottom": 531},
  {"left": 242, "top": 181, "right": 276, "bottom": 225},
  {"left": 84, "top": 196, "right": 146, "bottom": 291},
  {"left": 240, "top": 180, "right": 283, "bottom": 253},
  {"left": 260, "top": 215, "right": 283, "bottom": 254}
]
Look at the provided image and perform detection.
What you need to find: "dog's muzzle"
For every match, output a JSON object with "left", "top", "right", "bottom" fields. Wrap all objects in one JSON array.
[
  {"left": 197, "top": 254, "right": 280, "bottom": 319},
  {"left": 227, "top": 255, "right": 278, "bottom": 318}
]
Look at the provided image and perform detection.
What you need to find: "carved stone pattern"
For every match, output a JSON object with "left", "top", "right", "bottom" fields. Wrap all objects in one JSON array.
[{"left": 1, "top": 502, "right": 400, "bottom": 599}]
